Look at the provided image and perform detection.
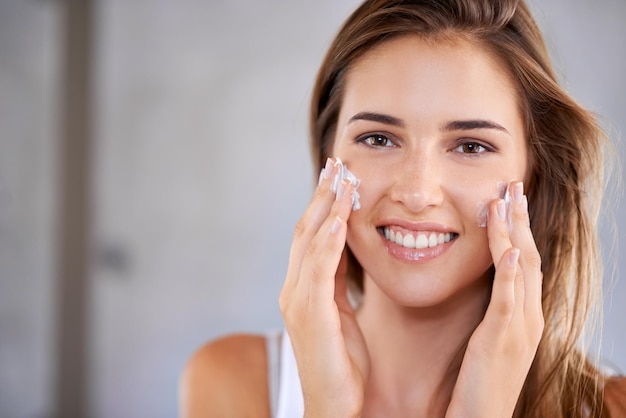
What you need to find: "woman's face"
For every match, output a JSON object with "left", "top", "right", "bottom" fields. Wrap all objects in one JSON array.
[{"left": 332, "top": 35, "right": 528, "bottom": 307}]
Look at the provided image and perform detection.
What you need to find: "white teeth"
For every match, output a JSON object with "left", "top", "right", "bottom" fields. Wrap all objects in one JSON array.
[
  {"left": 415, "top": 234, "right": 429, "bottom": 249},
  {"left": 402, "top": 234, "right": 415, "bottom": 248},
  {"left": 382, "top": 227, "right": 453, "bottom": 250},
  {"left": 428, "top": 233, "right": 438, "bottom": 248}
]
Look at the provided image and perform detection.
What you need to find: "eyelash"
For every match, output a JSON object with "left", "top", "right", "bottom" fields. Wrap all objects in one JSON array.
[
  {"left": 452, "top": 140, "right": 495, "bottom": 155},
  {"left": 356, "top": 133, "right": 397, "bottom": 148},
  {"left": 356, "top": 134, "right": 495, "bottom": 156}
]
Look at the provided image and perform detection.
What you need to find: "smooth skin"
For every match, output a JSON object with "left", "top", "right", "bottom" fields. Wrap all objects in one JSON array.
[
  {"left": 280, "top": 167, "right": 541, "bottom": 418},
  {"left": 179, "top": 35, "right": 543, "bottom": 418},
  {"left": 280, "top": 36, "right": 543, "bottom": 418}
]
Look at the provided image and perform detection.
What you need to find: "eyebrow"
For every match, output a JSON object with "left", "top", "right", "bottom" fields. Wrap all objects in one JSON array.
[
  {"left": 348, "top": 112, "right": 405, "bottom": 127},
  {"left": 443, "top": 119, "right": 510, "bottom": 135},
  {"left": 348, "top": 111, "right": 510, "bottom": 135}
]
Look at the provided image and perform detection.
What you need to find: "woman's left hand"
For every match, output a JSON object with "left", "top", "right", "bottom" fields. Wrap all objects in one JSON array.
[{"left": 446, "top": 181, "right": 544, "bottom": 418}]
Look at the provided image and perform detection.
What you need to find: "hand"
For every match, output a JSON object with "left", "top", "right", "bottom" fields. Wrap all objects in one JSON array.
[
  {"left": 279, "top": 158, "right": 370, "bottom": 418},
  {"left": 447, "top": 181, "right": 544, "bottom": 418}
]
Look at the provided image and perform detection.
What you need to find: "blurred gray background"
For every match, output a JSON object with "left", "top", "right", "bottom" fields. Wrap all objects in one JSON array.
[{"left": 0, "top": 0, "right": 624, "bottom": 417}]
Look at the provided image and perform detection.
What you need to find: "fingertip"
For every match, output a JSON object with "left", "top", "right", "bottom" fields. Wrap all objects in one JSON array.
[
  {"left": 512, "top": 181, "right": 528, "bottom": 215},
  {"left": 335, "top": 179, "right": 349, "bottom": 201},
  {"left": 508, "top": 247, "right": 520, "bottom": 266},
  {"left": 496, "top": 198, "right": 506, "bottom": 221},
  {"left": 334, "top": 179, "right": 356, "bottom": 212},
  {"left": 513, "top": 181, "right": 524, "bottom": 203},
  {"left": 330, "top": 216, "right": 343, "bottom": 235}
]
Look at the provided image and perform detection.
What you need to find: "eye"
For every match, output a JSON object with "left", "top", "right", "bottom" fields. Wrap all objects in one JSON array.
[
  {"left": 357, "top": 134, "right": 396, "bottom": 148},
  {"left": 453, "top": 141, "right": 492, "bottom": 155}
]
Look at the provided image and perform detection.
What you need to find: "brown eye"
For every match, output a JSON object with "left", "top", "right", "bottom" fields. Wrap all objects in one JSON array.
[
  {"left": 455, "top": 142, "right": 489, "bottom": 154},
  {"left": 359, "top": 134, "right": 395, "bottom": 147},
  {"left": 370, "top": 136, "right": 389, "bottom": 146},
  {"left": 463, "top": 143, "right": 481, "bottom": 153}
]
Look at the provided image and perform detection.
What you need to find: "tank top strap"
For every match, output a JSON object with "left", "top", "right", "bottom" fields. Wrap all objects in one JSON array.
[
  {"left": 265, "top": 330, "right": 282, "bottom": 418},
  {"left": 276, "top": 331, "right": 304, "bottom": 417}
]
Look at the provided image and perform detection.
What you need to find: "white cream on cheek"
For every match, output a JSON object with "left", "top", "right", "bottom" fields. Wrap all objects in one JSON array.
[
  {"left": 476, "top": 180, "right": 510, "bottom": 227},
  {"left": 323, "top": 157, "right": 362, "bottom": 211}
]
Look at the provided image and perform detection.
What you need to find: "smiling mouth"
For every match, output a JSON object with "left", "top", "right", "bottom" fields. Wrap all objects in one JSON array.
[{"left": 378, "top": 227, "right": 458, "bottom": 250}]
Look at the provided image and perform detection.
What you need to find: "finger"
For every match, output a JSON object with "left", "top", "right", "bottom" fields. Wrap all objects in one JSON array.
[
  {"left": 487, "top": 191, "right": 526, "bottom": 323},
  {"left": 487, "top": 197, "right": 513, "bottom": 271},
  {"left": 296, "top": 180, "right": 354, "bottom": 310},
  {"left": 284, "top": 158, "right": 342, "bottom": 290},
  {"left": 334, "top": 250, "right": 353, "bottom": 313},
  {"left": 484, "top": 246, "right": 520, "bottom": 329},
  {"left": 507, "top": 182, "right": 543, "bottom": 316}
]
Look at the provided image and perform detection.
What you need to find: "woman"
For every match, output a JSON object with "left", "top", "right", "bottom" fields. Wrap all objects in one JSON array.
[{"left": 180, "top": 0, "right": 626, "bottom": 416}]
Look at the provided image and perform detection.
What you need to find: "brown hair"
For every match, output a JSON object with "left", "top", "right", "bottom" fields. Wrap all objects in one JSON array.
[{"left": 309, "top": 0, "right": 610, "bottom": 416}]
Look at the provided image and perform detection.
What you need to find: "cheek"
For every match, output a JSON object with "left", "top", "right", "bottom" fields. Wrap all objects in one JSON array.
[
  {"left": 340, "top": 157, "right": 391, "bottom": 218},
  {"left": 470, "top": 180, "right": 509, "bottom": 228},
  {"left": 445, "top": 158, "right": 525, "bottom": 229}
]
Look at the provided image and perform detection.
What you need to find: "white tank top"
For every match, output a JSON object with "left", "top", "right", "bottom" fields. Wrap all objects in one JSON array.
[{"left": 266, "top": 331, "right": 304, "bottom": 418}]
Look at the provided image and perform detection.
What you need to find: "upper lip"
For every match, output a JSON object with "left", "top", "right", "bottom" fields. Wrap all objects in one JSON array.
[{"left": 376, "top": 218, "right": 457, "bottom": 234}]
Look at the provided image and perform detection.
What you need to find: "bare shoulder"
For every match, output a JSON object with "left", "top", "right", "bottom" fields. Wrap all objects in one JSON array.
[
  {"left": 179, "top": 333, "right": 271, "bottom": 418},
  {"left": 605, "top": 375, "right": 626, "bottom": 416}
]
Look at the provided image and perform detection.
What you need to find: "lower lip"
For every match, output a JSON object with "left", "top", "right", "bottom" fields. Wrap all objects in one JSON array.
[{"left": 379, "top": 232, "right": 454, "bottom": 263}]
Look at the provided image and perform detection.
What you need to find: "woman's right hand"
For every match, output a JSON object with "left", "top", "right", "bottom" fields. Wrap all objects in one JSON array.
[{"left": 279, "top": 158, "right": 370, "bottom": 418}]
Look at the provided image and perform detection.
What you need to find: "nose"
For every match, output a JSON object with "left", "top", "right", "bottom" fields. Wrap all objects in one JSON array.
[{"left": 389, "top": 151, "right": 444, "bottom": 213}]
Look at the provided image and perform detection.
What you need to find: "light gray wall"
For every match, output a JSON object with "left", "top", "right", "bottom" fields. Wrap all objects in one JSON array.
[
  {"left": 88, "top": 1, "right": 363, "bottom": 417},
  {"left": 0, "top": 1, "right": 59, "bottom": 417},
  {"left": 528, "top": 0, "right": 626, "bottom": 367},
  {"left": 0, "top": 1, "right": 624, "bottom": 417}
]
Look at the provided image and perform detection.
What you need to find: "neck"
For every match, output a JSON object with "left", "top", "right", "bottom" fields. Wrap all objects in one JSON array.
[{"left": 356, "top": 272, "right": 491, "bottom": 417}]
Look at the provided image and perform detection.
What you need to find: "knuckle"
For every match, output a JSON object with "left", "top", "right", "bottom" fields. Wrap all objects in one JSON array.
[
  {"left": 495, "top": 298, "right": 515, "bottom": 318},
  {"left": 313, "top": 184, "right": 328, "bottom": 201},
  {"left": 308, "top": 262, "right": 326, "bottom": 285},
  {"left": 278, "top": 289, "right": 288, "bottom": 309},
  {"left": 293, "top": 219, "right": 307, "bottom": 239},
  {"left": 278, "top": 290, "right": 291, "bottom": 315},
  {"left": 512, "top": 209, "right": 528, "bottom": 223},
  {"left": 279, "top": 292, "right": 300, "bottom": 326},
  {"left": 525, "top": 249, "right": 542, "bottom": 268},
  {"left": 305, "top": 240, "right": 319, "bottom": 257}
]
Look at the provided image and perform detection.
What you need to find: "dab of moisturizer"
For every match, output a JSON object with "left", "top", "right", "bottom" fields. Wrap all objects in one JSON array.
[
  {"left": 477, "top": 181, "right": 511, "bottom": 228},
  {"left": 330, "top": 158, "right": 361, "bottom": 211}
]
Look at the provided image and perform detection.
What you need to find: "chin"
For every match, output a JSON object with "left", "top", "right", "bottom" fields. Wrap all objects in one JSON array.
[
  {"left": 370, "top": 275, "right": 461, "bottom": 307},
  {"left": 360, "top": 262, "right": 494, "bottom": 311}
]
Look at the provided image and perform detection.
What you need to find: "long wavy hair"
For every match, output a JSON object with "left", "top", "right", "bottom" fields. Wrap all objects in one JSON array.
[{"left": 309, "top": 0, "right": 610, "bottom": 416}]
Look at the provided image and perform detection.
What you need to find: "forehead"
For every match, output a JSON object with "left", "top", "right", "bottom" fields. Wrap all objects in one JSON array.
[{"left": 339, "top": 35, "right": 522, "bottom": 129}]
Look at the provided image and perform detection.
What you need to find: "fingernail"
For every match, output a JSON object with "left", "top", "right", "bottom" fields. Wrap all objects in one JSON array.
[
  {"left": 497, "top": 199, "right": 506, "bottom": 220},
  {"left": 324, "top": 158, "right": 332, "bottom": 179},
  {"left": 509, "top": 247, "right": 520, "bottom": 266},
  {"left": 330, "top": 216, "right": 342, "bottom": 235},
  {"left": 331, "top": 173, "right": 341, "bottom": 193},
  {"left": 514, "top": 182, "right": 524, "bottom": 203},
  {"left": 336, "top": 180, "right": 347, "bottom": 200},
  {"left": 318, "top": 168, "right": 326, "bottom": 186}
]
